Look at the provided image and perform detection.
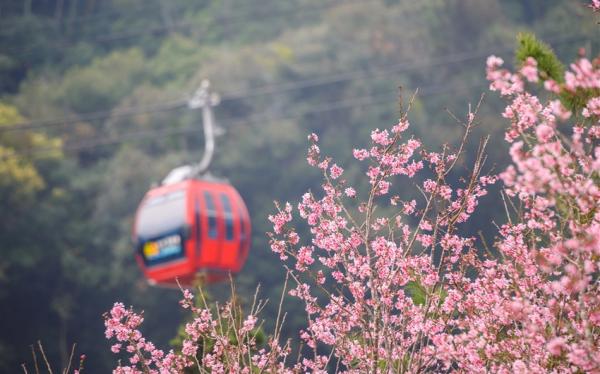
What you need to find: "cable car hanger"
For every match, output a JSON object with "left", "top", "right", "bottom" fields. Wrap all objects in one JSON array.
[{"left": 161, "top": 79, "right": 225, "bottom": 185}]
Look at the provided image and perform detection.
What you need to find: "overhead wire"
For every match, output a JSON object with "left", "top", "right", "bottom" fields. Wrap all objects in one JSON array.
[
  {"left": 1, "top": 47, "right": 486, "bottom": 132},
  {"left": 0, "top": 32, "right": 585, "bottom": 134},
  {"left": 3, "top": 80, "right": 488, "bottom": 162},
  {"left": 1, "top": 99, "right": 187, "bottom": 132}
]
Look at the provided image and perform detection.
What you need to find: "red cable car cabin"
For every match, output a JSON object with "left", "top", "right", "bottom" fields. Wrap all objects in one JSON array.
[{"left": 133, "top": 178, "right": 251, "bottom": 286}]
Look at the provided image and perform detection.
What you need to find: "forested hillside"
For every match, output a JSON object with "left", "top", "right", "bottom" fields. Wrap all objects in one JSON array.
[{"left": 0, "top": 0, "right": 597, "bottom": 371}]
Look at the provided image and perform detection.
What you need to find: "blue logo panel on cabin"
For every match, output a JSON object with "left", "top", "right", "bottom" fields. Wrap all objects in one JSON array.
[{"left": 141, "top": 233, "right": 184, "bottom": 266}]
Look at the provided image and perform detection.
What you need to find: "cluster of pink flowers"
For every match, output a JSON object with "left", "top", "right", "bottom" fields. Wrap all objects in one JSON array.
[
  {"left": 465, "top": 51, "right": 600, "bottom": 372},
  {"left": 106, "top": 10, "right": 599, "bottom": 373},
  {"left": 105, "top": 291, "right": 293, "bottom": 373},
  {"left": 264, "top": 48, "right": 599, "bottom": 373},
  {"left": 104, "top": 302, "right": 189, "bottom": 373},
  {"left": 270, "top": 104, "right": 504, "bottom": 371}
]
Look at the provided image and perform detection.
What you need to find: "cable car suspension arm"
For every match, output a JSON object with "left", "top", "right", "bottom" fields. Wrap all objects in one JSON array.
[{"left": 188, "top": 80, "right": 221, "bottom": 177}]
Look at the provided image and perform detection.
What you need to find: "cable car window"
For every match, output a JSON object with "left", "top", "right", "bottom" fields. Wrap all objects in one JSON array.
[
  {"left": 136, "top": 190, "right": 186, "bottom": 240},
  {"left": 220, "top": 194, "right": 234, "bottom": 241},
  {"left": 223, "top": 217, "right": 234, "bottom": 240},
  {"left": 207, "top": 216, "right": 218, "bottom": 238},
  {"left": 195, "top": 199, "right": 201, "bottom": 256},
  {"left": 239, "top": 206, "right": 246, "bottom": 241},
  {"left": 204, "top": 191, "right": 216, "bottom": 211},
  {"left": 238, "top": 204, "right": 247, "bottom": 252},
  {"left": 220, "top": 194, "right": 232, "bottom": 213},
  {"left": 204, "top": 192, "right": 218, "bottom": 239}
]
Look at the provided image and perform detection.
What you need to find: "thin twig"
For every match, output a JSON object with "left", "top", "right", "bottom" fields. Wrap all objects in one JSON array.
[
  {"left": 37, "top": 341, "right": 53, "bottom": 374},
  {"left": 30, "top": 344, "right": 40, "bottom": 374},
  {"left": 274, "top": 272, "right": 289, "bottom": 339},
  {"left": 63, "top": 343, "right": 76, "bottom": 374},
  {"left": 500, "top": 190, "right": 513, "bottom": 225}
]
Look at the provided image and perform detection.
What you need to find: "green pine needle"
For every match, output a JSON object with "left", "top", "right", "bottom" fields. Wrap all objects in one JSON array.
[{"left": 515, "top": 32, "right": 565, "bottom": 83}]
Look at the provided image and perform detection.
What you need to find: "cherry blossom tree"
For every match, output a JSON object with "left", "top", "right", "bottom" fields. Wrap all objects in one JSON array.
[{"left": 104, "top": 8, "right": 599, "bottom": 374}]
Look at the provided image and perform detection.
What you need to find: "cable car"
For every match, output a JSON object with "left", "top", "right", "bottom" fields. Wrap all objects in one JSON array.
[
  {"left": 133, "top": 177, "right": 251, "bottom": 286},
  {"left": 132, "top": 80, "right": 251, "bottom": 287}
]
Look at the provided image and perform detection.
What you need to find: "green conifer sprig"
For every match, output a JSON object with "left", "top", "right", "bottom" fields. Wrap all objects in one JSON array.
[
  {"left": 515, "top": 32, "right": 565, "bottom": 83},
  {"left": 515, "top": 32, "right": 600, "bottom": 115}
]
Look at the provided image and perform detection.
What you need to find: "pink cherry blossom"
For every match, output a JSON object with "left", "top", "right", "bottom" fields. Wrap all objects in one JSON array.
[{"left": 105, "top": 9, "right": 600, "bottom": 372}]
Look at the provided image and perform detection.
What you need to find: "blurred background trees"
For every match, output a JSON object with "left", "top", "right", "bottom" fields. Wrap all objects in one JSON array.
[{"left": 0, "top": 0, "right": 597, "bottom": 371}]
